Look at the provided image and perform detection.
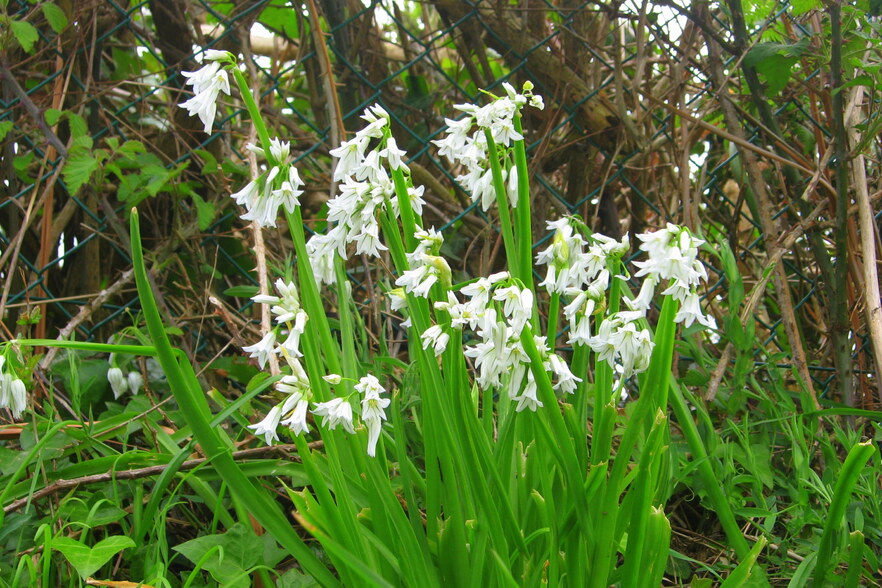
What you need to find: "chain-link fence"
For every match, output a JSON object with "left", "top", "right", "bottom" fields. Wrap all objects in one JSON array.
[{"left": 2, "top": 0, "right": 879, "bottom": 404}]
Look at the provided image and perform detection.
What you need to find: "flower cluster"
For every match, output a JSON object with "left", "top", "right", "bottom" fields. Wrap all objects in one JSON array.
[
  {"left": 395, "top": 228, "right": 451, "bottom": 300},
  {"left": 178, "top": 52, "right": 303, "bottom": 229},
  {"left": 534, "top": 217, "right": 649, "bottom": 374},
  {"left": 307, "top": 105, "right": 425, "bottom": 284},
  {"left": 180, "top": 50, "right": 233, "bottom": 135},
  {"left": 0, "top": 356, "right": 27, "bottom": 419},
  {"left": 244, "top": 281, "right": 390, "bottom": 455},
  {"left": 106, "top": 365, "right": 144, "bottom": 399},
  {"left": 243, "top": 278, "right": 310, "bottom": 368},
  {"left": 535, "top": 218, "right": 715, "bottom": 378},
  {"left": 417, "top": 272, "right": 579, "bottom": 412},
  {"left": 230, "top": 138, "right": 304, "bottom": 228},
  {"left": 433, "top": 81, "right": 543, "bottom": 211},
  {"left": 632, "top": 223, "right": 716, "bottom": 330}
]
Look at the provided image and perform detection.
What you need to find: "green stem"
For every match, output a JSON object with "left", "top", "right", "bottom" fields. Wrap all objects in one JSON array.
[
  {"left": 811, "top": 441, "right": 876, "bottom": 587},
  {"left": 390, "top": 166, "right": 419, "bottom": 251},
  {"left": 129, "top": 209, "right": 338, "bottom": 586},
  {"left": 484, "top": 129, "right": 519, "bottom": 282},
  {"left": 14, "top": 340, "right": 156, "bottom": 356},
  {"left": 546, "top": 292, "right": 560, "bottom": 350},
  {"left": 230, "top": 68, "right": 276, "bottom": 167},
  {"left": 284, "top": 209, "right": 341, "bottom": 379},
  {"left": 512, "top": 115, "right": 533, "bottom": 288},
  {"left": 669, "top": 379, "right": 760, "bottom": 578}
]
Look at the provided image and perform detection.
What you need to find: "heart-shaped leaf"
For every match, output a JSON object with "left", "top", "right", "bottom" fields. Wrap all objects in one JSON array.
[{"left": 53, "top": 535, "right": 135, "bottom": 579}]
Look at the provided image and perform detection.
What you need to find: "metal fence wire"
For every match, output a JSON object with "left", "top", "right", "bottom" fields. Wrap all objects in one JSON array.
[{"left": 1, "top": 0, "right": 879, "bottom": 405}]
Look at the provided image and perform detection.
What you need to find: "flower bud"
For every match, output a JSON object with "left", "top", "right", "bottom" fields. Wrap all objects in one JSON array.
[
  {"left": 127, "top": 371, "right": 144, "bottom": 395},
  {"left": 107, "top": 367, "right": 128, "bottom": 399}
]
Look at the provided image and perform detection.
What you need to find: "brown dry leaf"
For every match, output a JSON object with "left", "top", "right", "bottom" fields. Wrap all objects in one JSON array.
[{"left": 86, "top": 579, "right": 157, "bottom": 588}]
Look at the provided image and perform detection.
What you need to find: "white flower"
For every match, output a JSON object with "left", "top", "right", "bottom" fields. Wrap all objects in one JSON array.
[
  {"left": 180, "top": 60, "right": 231, "bottom": 134},
  {"left": 9, "top": 378, "right": 26, "bottom": 418},
  {"left": 279, "top": 390, "right": 310, "bottom": 436},
  {"left": 329, "top": 136, "right": 369, "bottom": 181},
  {"left": 547, "top": 354, "right": 581, "bottom": 394},
  {"left": 127, "top": 371, "right": 144, "bottom": 395},
  {"left": 493, "top": 285, "right": 533, "bottom": 331},
  {"left": 1, "top": 370, "right": 28, "bottom": 419},
  {"left": 323, "top": 374, "right": 342, "bottom": 385},
  {"left": 387, "top": 288, "right": 408, "bottom": 312},
  {"left": 204, "top": 49, "right": 232, "bottom": 62},
  {"left": 382, "top": 137, "right": 408, "bottom": 171},
  {"left": 265, "top": 279, "right": 305, "bottom": 324},
  {"left": 107, "top": 367, "right": 129, "bottom": 399},
  {"left": 231, "top": 180, "right": 259, "bottom": 208},
  {"left": 269, "top": 138, "right": 291, "bottom": 163},
  {"left": 248, "top": 405, "right": 283, "bottom": 445},
  {"left": 354, "top": 374, "right": 385, "bottom": 397},
  {"left": 353, "top": 223, "right": 387, "bottom": 257},
  {"left": 506, "top": 166, "right": 518, "bottom": 207},
  {"left": 675, "top": 291, "right": 717, "bottom": 329},
  {"left": 270, "top": 167, "right": 304, "bottom": 214},
  {"left": 589, "top": 312, "right": 654, "bottom": 377},
  {"left": 243, "top": 331, "right": 277, "bottom": 369},
  {"left": 357, "top": 376, "right": 390, "bottom": 457},
  {"left": 624, "top": 274, "right": 658, "bottom": 314},
  {"left": 512, "top": 372, "right": 542, "bottom": 412},
  {"left": 460, "top": 271, "right": 508, "bottom": 308},
  {"left": 420, "top": 325, "right": 450, "bottom": 356},
  {"left": 396, "top": 252, "right": 452, "bottom": 299},
  {"left": 0, "top": 372, "right": 12, "bottom": 415},
  {"left": 306, "top": 231, "right": 338, "bottom": 285},
  {"left": 312, "top": 397, "right": 355, "bottom": 433}
]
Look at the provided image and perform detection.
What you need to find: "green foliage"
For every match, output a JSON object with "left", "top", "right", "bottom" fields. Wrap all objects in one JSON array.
[
  {"left": 40, "top": 2, "right": 67, "bottom": 34},
  {"left": 52, "top": 535, "right": 135, "bottom": 579},
  {"left": 9, "top": 19, "right": 38, "bottom": 53},
  {"left": 744, "top": 37, "right": 811, "bottom": 96},
  {"left": 173, "top": 523, "right": 286, "bottom": 587}
]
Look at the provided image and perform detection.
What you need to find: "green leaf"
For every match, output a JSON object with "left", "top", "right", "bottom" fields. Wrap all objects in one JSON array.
[
  {"left": 208, "top": 356, "right": 259, "bottom": 385},
  {"left": 44, "top": 108, "right": 63, "bottom": 126},
  {"left": 223, "top": 284, "right": 259, "bottom": 298},
  {"left": 41, "top": 2, "right": 68, "bottom": 33},
  {"left": 67, "top": 112, "right": 89, "bottom": 139},
  {"left": 63, "top": 150, "right": 100, "bottom": 196},
  {"left": 58, "top": 501, "right": 127, "bottom": 528},
  {"left": 259, "top": 1, "right": 300, "bottom": 38},
  {"left": 278, "top": 568, "right": 321, "bottom": 587},
  {"left": 173, "top": 523, "right": 267, "bottom": 588},
  {"left": 193, "top": 148, "right": 218, "bottom": 175},
  {"left": 52, "top": 535, "right": 135, "bottom": 579},
  {"left": 192, "top": 193, "right": 217, "bottom": 230},
  {"left": 10, "top": 20, "right": 40, "bottom": 54},
  {"left": 744, "top": 37, "right": 811, "bottom": 96},
  {"left": 0, "top": 120, "right": 13, "bottom": 142},
  {"left": 790, "top": 0, "right": 821, "bottom": 15}
]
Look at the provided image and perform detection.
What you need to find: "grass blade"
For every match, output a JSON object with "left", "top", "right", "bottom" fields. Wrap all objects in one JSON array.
[{"left": 129, "top": 208, "right": 338, "bottom": 586}]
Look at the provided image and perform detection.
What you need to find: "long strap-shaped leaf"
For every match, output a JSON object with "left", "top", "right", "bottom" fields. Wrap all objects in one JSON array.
[{"left": 129, "top": 209, "right": 339, "bottom": 586}]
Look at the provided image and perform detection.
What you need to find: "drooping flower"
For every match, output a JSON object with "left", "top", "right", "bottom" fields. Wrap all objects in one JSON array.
[
  {"left": 356, "top": 375, "right": 390, "bottom": 457},
  {"left": 278, "top": 385, "right": 310, "bottom": 436},
  {"left": 8, "top": 378, "right": 26, "bottom": 418},
  {"left": 107, "top": 367, "right": 128, "bottom": 399},
  {"left": 248, "top": 405, "right": 283, "bottom": 445},
  {"left": 127, "top": 371, "right": 144, "bottom": 395},
  {"left": 242, "top": 331, "right": 277, "bottom": 369},
  {"left": 432, "top": 81, "right": 543, "bottom": 212},
  {"left": 420, "top": 324, "right": 450, "bottom": 356},
  {"left": 179, "top": 52, "right": 232, "bottom": 134},
  {"left": 312, "top": 397, "right": 356, "bottom": 434}
]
